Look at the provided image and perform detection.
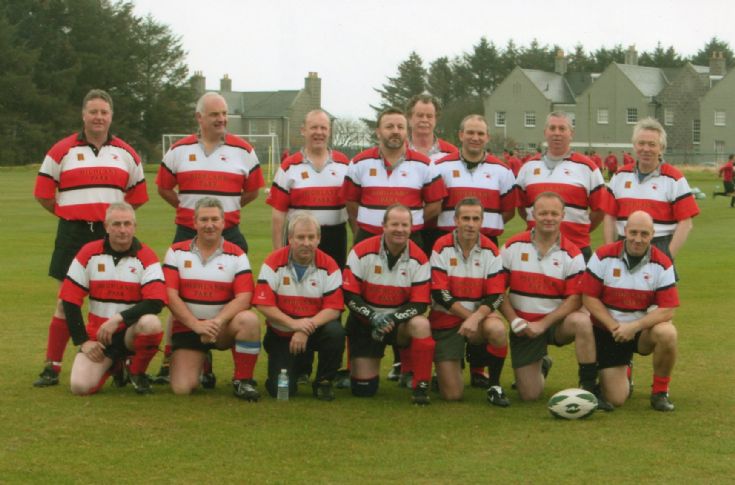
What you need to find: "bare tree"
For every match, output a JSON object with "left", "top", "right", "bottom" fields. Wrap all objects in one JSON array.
[{"left": 331, "top": 118, "right": 372, "bottom": 152}]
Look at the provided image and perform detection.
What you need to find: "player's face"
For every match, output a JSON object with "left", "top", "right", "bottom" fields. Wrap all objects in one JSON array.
[
  {"left": 454, "top": 205, "right": 483, "bottom": 245},
  {"left": 532, "top": 196, "right": 564, "bottom": 236},
  {"left": 634, "top": 129, "right": 662, "bottom": 172},
  {"left": 194, "top": 206, "right": 225, "bottom": 244},
  {"left": 105, "top": 209, "right": 136, "bottom": 252},
  {"left": 383, "top": 209, "right": 412, "bottom": 249},
  {"left": 624, "top": 218, "right": 654, "bottom": 256},
  {"left": 376, "top": 114, "right": 407, "bottom": 151},
  {"left": 197, "top": 96, "right": 228, "bottom": 141},
  {"left": 302, "top": 112, "right": 331, "bottom": 152},
  {"left": 82, "top": 98, "right": 112, "bottom": 140},
  {"left": 409, "top": 102, "right": 436, "bottom": 138},
  {"left": 288, "top": 221, "right": 320, "bottom": 265},
  {"left": 459, "top": 119, "right": 489, "bottom": 160},
  {"left": 544, "top": 116, "right": 573, "bottom": 157}
]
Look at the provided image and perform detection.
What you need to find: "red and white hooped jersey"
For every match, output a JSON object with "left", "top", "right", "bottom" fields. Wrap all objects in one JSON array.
[
  {"left": 409, "top": 138, "right": 458, "bottom": 162},
  {"left": 156, "top": 133, "right": 264, "bottom": 229},
  {"left": 163, "top": 238, "right": 254, "bottom": 334},
  {"left": 60, "top": 238, "right": 166, "bottom": 337},
  {"left": 266, "top": 150, "right": 349, "bottom": 227},
  {"left": 429, "top": 232, "right": 504, "bottom": 329},
  {"left": 434, "top": 154, "right": 516, "bottom": 236},
  {"left": 603, "top": 162, "right": 699, "bottom": 238},
  {"left": 252, "top": 247, "right": 343, "bottom": 336},
  {"left": 501, "top": 231, "right": 585, "bottom": 322},
  {"left": 34, "top": 133, "right": 148, "bottom": 222},
  {"left": 515, "top": 152, "right": 609, "bottom": 249},
  {"left": 342, "top": 236, "right": 431, "bottom": 319},
  {"left": 581, "top": 240, "right": 679, "bottom": 328},
  {"left": 342, "top": 147, "right": 447, "bottom": 234}
]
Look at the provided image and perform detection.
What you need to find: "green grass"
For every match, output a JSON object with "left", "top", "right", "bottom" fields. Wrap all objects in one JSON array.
[{"left": 1, "top": 166, "right": 733, "bottom": 483}]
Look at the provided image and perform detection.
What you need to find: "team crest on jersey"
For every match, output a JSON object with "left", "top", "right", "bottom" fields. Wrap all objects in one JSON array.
[
  {"left": 310, "top": 280, "right": 317, "bottom": 287},
  {"left": 452, "top": 170, "right": 460, "bottom": 178},
  {"left": 189, "top": 154, "right": 197, "bottom": 162},
  {"left": 330, "top": 170, "right": 336, "bottom": 177},
  {"left": 484, "top": 173, "right": 491, "bottom": 179},
  {"left": 220, "top": 155, "right": 227, "bottom": 162},
  {"left": 77, "top": 153, "right": 85, "bottom": 161},
  {"left": 474, "top": 260, "right": 480, "bottom": 267},
  {"left": 217, "top": 263, "right": 224, "bottom": 271},
  {"left": 111, "top": 154, "right": 119, "bottom": 161},
  {"left": 624, "top": 181, "right": 632, "bottom": 189},
  {"left": 283, "top": 276, "right": 291, "bottom": 285},
  {"left": 521, "top": 253, "right": 529, "bottom": 262},
  {"left": 563, "top": 169, "right": 571, "bottom": 176},
  {"left": 552, "top": 258, "right": 560, "bottom": 267},
  {"left": 533, "top": 168, "right": 541, "bottom": 175},
  {"left": 400, "top": 171, "right": 408, "bottom": 177},
  {"left": 651, "top": 183, "right": 658, "bottom": 191},
  {"left": 369, "top": 168, "right": 377, "bottom": 176},
  {"left": 184, "top": 260, "right": 192, "bottom": 268},
  {"left": 97, "top": 263, "right": 105, "bottom": 272},
  {"left": 301, "top": 171, "right": 310, "bottom": 180},
  {"left": 613, "top": 268, "right": 621, "bottom": 277},
  {"left": 129, "top": 266, "right": 137, "bottom": 274},
  {"left": 400, "top": 270, "right": 406, "bottom": 276},
  {"left": 374, "top": 265, "right": 382, "bottom": 274},
  {"left": 643, "top": 272, "right": 651, "bottom": 281},
  {"left": 450, "top": 258, "right": 458, "bottom": 266}
]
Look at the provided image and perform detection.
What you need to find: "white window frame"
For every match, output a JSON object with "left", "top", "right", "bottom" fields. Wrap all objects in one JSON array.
[
  {"left": 597, "top": 109, "right": 609, "bottom": 125},
  {"left": 626, "top": 108, "right": 638, "bottom": 124},
  {"left": 495, "top": 111, "right": 506, "bottom": 127},
  {"left": 664, "top": 109, "right": 674, "bottom": 126},
  {"left": 714, "top": 110, "right": 726, "bottom": 126},
  {"left": 692, "top": 119, "right": 701, "bottom": 145},
  {"left": 524, "top": 111, "right": 536, "bottom": 128}
]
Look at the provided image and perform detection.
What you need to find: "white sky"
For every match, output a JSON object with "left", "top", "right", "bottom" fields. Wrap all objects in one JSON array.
[{"left": 133, "top": 0, "right": 735, "bottom": 119}]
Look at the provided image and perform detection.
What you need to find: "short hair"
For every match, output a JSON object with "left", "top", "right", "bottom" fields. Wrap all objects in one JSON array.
[
  {"left": 376, "top": 107, "right": 406, "bottom": 128},
  {"left": 632, "top": 117, "right": 667, "bottom": 153},
  {"left": 82, "top": 89, "right": 113, "bottom": 112},
  {"left": 287, "top": 211, "right": 321, "bottom": 238},
  {"left": 303, "top": 109, "right": 329, "bottom": 126},
  {"left": 382, "top": 203, "right": 412, "bottom": 225},
  {"left": 459, "top": 114, "right": 488, "bottom": 132},
  {"left": 454, "top": 197, "right": 483, "bottom": 218},
  {"left": 105, "top": 202, "right": 135, "bottom": 222},
  {"left": 532, "top": 191, "right": 565, "bottom": 209},
  {"left": 406, "top": 94, "right": 441, "bottom": 118},
  {"left": 544, "top": 111, "right": 574, "bottom": 131},
  {"left": 196, "top": 92, "right": 227, "bottom": 116},
  {"left": 194, "top": 196, "right": 224, "bottom": 219}
]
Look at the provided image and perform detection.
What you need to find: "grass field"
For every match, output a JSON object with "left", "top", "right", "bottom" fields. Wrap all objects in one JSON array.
[{"left": 1, "top": 165, "right": 733, "bottom": 484}]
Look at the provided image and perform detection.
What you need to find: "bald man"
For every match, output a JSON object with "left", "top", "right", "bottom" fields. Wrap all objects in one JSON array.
[{"left": 581, "top": 211, "right": 679, "bottom": 411}]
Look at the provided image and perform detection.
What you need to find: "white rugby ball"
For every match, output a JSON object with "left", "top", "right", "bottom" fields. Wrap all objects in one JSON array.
[{"left": 547, "top": 388, "right": 598, "bottom": 420}]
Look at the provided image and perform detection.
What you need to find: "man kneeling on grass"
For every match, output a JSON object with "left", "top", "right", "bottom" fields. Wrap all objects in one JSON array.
[
  {"left": 164, "top": 197, "right": 262, "bottom": 401},
  {"left": 62, "top": 203, "right": 165, "bottom": 395}
]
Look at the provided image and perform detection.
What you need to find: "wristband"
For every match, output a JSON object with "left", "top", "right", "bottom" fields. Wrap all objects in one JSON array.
[{"left": 511, "top": 317, "right": 528, "bottom": 334}]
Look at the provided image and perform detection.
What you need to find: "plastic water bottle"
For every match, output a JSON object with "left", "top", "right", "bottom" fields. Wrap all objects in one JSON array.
[{"left": 277, "top": 368, "right": 289, "bottom": 401}]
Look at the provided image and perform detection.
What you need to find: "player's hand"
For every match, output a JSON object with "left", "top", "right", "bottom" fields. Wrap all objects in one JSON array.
[
  {"left": 522, "top": 321, "right": 544, "bottom": 338},
  {"left": 612, "top": 323, "right": 637, "bottom": 342},
  {"left": 292, "top": 318, "right": 316, "bottom": 336},
  {"left": 196, "top": 319, "right": 220, "bottom": 343},
  {"left": 81, "top": 340, "right": 106, "bottom": 363},
  {"left": 458, "top": 313, "right": 480, "bottom": 339},
  {"left": 97, "top": 315, "right": 122, "bottom": 346},
  {"left": 289, "top": 331, "right": 308, "bottom": 354}
]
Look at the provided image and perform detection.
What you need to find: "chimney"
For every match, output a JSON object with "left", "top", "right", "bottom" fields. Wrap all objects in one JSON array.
[
  {"left": 220, "top": 74, "right": 232, "bottom": 92},
  {"left": 625, "top": 45, "right": 638, "bottom": 65},
  {"left": 190, "top": 71, "right": 206, "bottom": 95},
  {"left": 304, "top": 72, "right": 321, "bottom": 108},
  {"left": 555, "top": 49, "right": 567, "bottom": 75},
  {"left": 710, "top": 51, "right": 726, "bottom": 76}
]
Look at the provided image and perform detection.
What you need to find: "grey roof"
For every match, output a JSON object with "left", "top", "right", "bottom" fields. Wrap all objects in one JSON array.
[
  {"left": 521, "top": 69, "right": 575, "bottom": 103},
  {"left": 564, "top": 72, "right": 595, "bottom": 97},
  {"left": 616, "top": 64, "right": 669, "bottom": 97},
  {"left": 220, "top": 90, "right": 300, "bottom": 117},
  {"left": 691, "top": 64, "right": 710, "bottom": 74}
]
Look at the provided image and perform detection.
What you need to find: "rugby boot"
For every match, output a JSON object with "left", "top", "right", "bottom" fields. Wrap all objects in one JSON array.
[{"left": 33, "top": 364, "right": 59, "bottom": 387}]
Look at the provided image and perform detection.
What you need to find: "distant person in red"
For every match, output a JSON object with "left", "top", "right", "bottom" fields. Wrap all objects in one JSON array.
[
  {"left": 713, "top": 154, "right": 734, "bottom": 207},
  {"left": 506, "top": 150, "right": 523, "bottom": 177},
  {"left": 604, "top": 151, "right": 619, "bottom": 179},
  {"left": 590, "top": 150, "right": 603, "bottom": 171},
  {"left": 281, "top": 149, "right": 290, "bottom": 162},
  {"left": 622, "top": 151, "right": 634, "bottom": 166}
]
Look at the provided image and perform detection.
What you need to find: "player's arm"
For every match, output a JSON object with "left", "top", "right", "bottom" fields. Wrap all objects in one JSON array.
[
  {"left": 534, "top": 294, "right": 582, "bottom": 332},
  {"left": 62, "top": 300, "right": 106, "bottom": 363},
  {"left": 271, "top": 208, "right": 287, "bottom": 250},
  {"left": 344, "top": 291, "right": 377, "bottom": 322},
  {"left": 346, "top": 201, "right": 359, "bottom": 235},
  {"left": 582, "top": 294, "right": 619, "bottom": 332},
  {"left": 35, "top": 197, "right": 56, "bottom": 214},
  {"left": 166, "top": 287, "right": 218, "bottom": 340},
  {"left": 240, "top": 189, "right": 259, "bottom": 207},
  {"left": 213, "top": 291, "right": 252, "bottom": 327},
  {"left": 517, "top": 206, "right": 528, "bottom": 221},
  {"left": 589, "top": 209, "right": 605, "bottom": 232},
  {"left": 255, "top": 304, "right": 316, "bottom": 335},
  {"left": 501, "top": 209, "right": 515, "bottom": 224},
  {"left": 669, "top": 218, "right": 693, "bottom": 258},
  {"left": 157, "top": 186, "right": 179, "bottom": 209},
  {"left": 423, "top": 200, "right": 442, "bottom": 221},
  {"left": 603, "top": 214, "right": 618, "bottom": 244}
]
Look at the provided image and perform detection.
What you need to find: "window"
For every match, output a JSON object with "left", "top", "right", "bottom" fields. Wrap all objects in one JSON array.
[
  {"left": 248, "top": 120, "right": 258, "bottom": 135},
  {"left": 495, "top": 111, "right": 506, "bottom": 127},
  {"left": 664, "top": 109, "right": 674, "bottom": 126},
  {"left": 714, "top": 110, "right": 726, "bottom": 126},
  {"left": 715, "top": 140, "right": 726, "bottom": 156},
  {"left": 567, "top": 112, "right": 576, "bottom": 127},
  {"left": 597, "top": 109, "right": 609, "bottom": 124},
  {"left": 268, "top": 120, "right": 277, "bottom": 134},
  {"left": 524, "top": 111, "right": 536, "bottom": 128},
  {"left": 626, "top": 108, "right": 638, "bottom": 124},
  {"left": 692, "top": 119, "right": 701, "bottom": 144}
]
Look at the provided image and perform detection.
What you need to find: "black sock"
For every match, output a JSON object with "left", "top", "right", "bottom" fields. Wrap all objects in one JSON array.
[
  {"left": 487, "top": 355, "right": 505, "bottom": 387},
  {"left": 578, "top": 362, "right": 598, "bottom": 391}
]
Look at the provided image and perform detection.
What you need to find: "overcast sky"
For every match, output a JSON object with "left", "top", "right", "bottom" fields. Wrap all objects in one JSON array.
[{"left": 133, "top": 0, "right": 735, "bottom": 119}]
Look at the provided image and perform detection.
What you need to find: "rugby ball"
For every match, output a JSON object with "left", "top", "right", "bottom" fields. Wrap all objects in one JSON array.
[{"left": 547, "top": 388, "right": 597, "bottom": 420}]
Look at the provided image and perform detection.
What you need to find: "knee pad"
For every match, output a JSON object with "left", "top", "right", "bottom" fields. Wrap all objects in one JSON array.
[{"left": 351, "top": 376, "right": 379, "bottom": 397}]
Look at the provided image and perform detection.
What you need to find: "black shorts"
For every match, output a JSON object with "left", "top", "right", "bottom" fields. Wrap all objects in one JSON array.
[
  {"left": 509, "top": 324, "right": 561, "bottom": 369},
  {"left": 49, "top": 219, "right": 106, "bottom": 280},
  {"left": 171, "top": 331, "right": 216, "bottom": 353},
  {"left": 98, "top": 329, "right": 134, "bottom": 362},
  {"left": 346, "top": 313, "right": 406, "bottom": 359},
  {"left": 319, "top": 223, "right": 347, "bottom": 269},
  {"left": 724, "top": 180, "right": 734, "bottom": 194},
  {"left": 173, "top": 224, "right": 248, "bottom": 252},
  {"left": 594, "top": 325, "right": 642, "bottom": 369}
]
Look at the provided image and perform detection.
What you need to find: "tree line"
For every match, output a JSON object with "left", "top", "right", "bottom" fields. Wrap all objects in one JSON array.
[
  {"left": 0, "top": 0, "right": 194, "bottom": 165},
  {"left": 370, "top": 37, "right": 734, "bottom": 145}
]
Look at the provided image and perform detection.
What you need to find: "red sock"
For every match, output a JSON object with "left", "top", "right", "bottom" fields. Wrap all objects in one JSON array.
[
  {"left": 128, "top": 332, "right": 163, "bottom": 375},
  {"left": 164, "top": 344, "right": 172, "bottom": 358},
  {"left": 470, "top": 367, "right": 486, "bottom": 376},
  {"left": 652, "top": 375, "right": 671, "bottom": 394},
  {"left": 400, "top": 347, "right": 413, "bottom": 374},
  {"left": 47, "top": 316, "right": 69, "bottom": 372},
  {"left": 232, "top": 341, "right": 260, "bottom": 380},
  {"left": 410, "top": 336, "right": 436, "bottom": 388},
  {"left": 486, "top": 344, "right": 508, "bottom": 358}
]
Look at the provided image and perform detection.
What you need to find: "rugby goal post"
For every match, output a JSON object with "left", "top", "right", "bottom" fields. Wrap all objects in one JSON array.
[{"left": 162, "top": 133, "right": 281, "bottom": 187}]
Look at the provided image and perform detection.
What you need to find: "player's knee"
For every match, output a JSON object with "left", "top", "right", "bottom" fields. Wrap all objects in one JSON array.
[
  {"left": 170, "top": 379, "right": 197, "bottom": 395},
  {"left": 351, "top": 376, "right": 379, "bottom": 397},
  {"left": 407, "top": 316, "right": 430, "bottom": 336},
  {"left": 486, "top": 322, "right": 507, "bottom": 346},
  {"left": 136, "top": 314, "right": 162, "bottom": 334},
  {"left": 70, "top": 377, "right": 97, "bottom": 396},
  {"left": 568, "top": 311, "right": 592, "bottom": 336},
  {"left": 651, "top": 322, "right": 677, "bottom": 347},
  {"left": 232, "top": 310, "right": 260, "bottom": 339}
]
